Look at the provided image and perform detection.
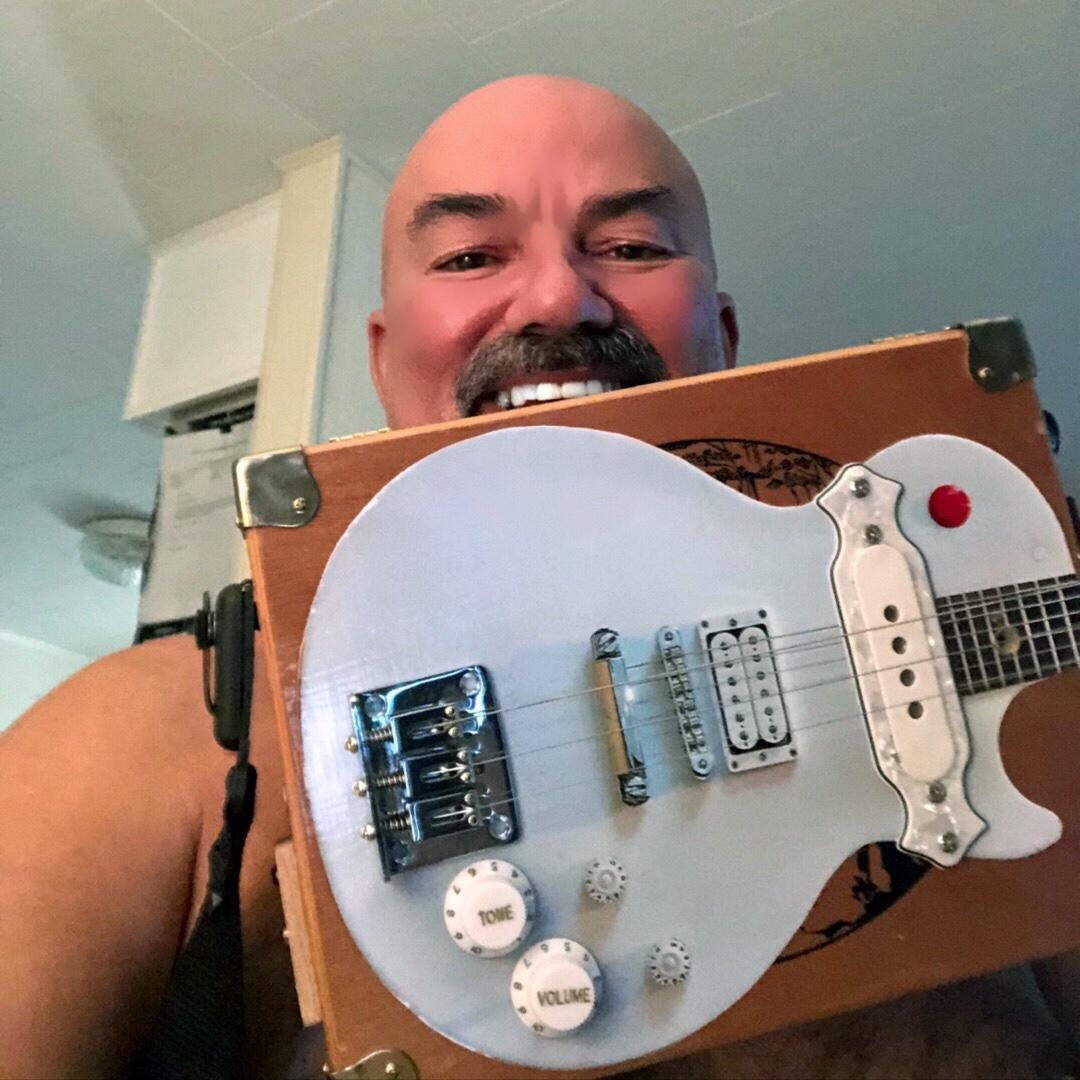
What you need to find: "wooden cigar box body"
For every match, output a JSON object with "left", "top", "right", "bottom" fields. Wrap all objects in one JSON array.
[{"left": 242, "top": 327, "right": 1079, "bottom": 1077}]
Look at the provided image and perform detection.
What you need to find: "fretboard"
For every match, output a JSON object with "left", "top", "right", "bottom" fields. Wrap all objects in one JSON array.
[{"left": 935, "top": 574, "right": 1079, "bottom": 696}]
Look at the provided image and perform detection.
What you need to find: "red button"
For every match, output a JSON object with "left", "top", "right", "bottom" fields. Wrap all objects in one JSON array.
[{"left": 928, "top": 485, "right": 971, "bottom": 528}]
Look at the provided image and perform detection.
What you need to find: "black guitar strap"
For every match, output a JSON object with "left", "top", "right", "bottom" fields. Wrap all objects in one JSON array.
[{"left": 130, "top": 583, "right": 257, "bottom": 1080}]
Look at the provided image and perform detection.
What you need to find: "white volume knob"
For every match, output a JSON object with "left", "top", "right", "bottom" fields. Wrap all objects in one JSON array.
[
  {"left": 510, "top": 938, "right": 602, "bottom": 1037},
  {"left": 444, "top": 859, "right": 535, "bottom": 958}
]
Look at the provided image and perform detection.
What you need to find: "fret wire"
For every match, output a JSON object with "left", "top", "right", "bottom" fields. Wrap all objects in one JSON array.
[
  {"left": 1037, "top": 578, "right": 1063, "bottom": 673},
  {"left": 1003, "top": 582, "right": 1034, "bottom": 685},
  {"left": 1042, "top": 579, "right": 1065, "bottom": 666},
  {"left": 1061, "top": 579, "right": 1080, "bottom": 667},
  {"left": 937, "top": 609, "right": 970, "bottom": 697},
  {"left": 965, "top": 590, "right": 990, "bottom": 692},
  {"left": 982, "top": 584, "right": 1008, "bottom": 691},
  {"left": 1033, "top": 580, "right": 1061, "bottom": 674},
  {"left": 1028, "top": 580, "right": 1055, "bottom": 678},
  {"left": 1046, "top": 578, "right": 1077, "bottom": 668},
  {"left": 941, "top": 604, "right": 975, "bottom": 696},
  {"left": 1019, "top": 579, "right": 1048, "bottom": 682},
  {"left": 962, "top": 589, "right": 992, "bottom": 693},
  {"left": 934, "top": 573, "right": 1077, "bottom": 613}
]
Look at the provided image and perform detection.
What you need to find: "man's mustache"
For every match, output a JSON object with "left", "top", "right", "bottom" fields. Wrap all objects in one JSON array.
[{"left": 454, "top": 326, "right": 668, "bottom": 416}]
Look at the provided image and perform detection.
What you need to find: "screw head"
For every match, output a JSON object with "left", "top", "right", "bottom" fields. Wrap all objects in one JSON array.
[
  {"left": 940, "top": 831, "right": 959, "bottom": 853},
  {"left": 344, "top": 735, "right": 359, "bottom": 753},
  {"left": 352, "top": 779, "right": 368, "bottom": 797},
  {"left": 487, "top": 813, "right": 514, "bottom": 841},
  {"left": 976, "top": 365, "right": 993, "bottom": 383},
  {"left": 292, "top": 496, "right": 307, "bottom": 513},
  {"left": 928, "top": 780, "right": 946, "bottom": 803},
  {"left": 360, "top": 823, "right": 378, "bottom": 841},
  {"left": 864, "top": 524, "right": 883, "bottom": 545},
  {"left": 852, "top": 476, "right": 871, "bottom": 498}
]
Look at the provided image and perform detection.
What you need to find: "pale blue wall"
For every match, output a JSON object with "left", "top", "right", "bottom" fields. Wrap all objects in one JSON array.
[{"left": 315, "top": 155, "right": 389, "bottom": 442}]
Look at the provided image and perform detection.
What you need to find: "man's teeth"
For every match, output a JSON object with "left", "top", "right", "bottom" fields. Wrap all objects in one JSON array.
[{"left": 495, "top": 380, "right": 618, "bottom": 410}]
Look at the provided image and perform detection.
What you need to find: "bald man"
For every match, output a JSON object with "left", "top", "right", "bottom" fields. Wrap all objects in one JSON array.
[{"left": 2, "top": 76, "right": 1075, "bottom": 1079}]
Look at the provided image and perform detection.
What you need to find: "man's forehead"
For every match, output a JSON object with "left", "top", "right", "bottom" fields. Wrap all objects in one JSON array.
[
  {"left": 380, "top": 77, "right": 716, "bottom": 284},
  {"left": 392, "top": 90, "right": 684, "bottom": 208},
  {"left": 401, "top": 133, "right": 675, "bottom": 217}
]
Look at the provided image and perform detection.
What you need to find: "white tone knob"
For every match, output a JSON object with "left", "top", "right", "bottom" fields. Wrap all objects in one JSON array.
[
  {"left": 648, "top": 938, "right": 691, "bottom": 986},
  {"left": 443, "top": 859, "right": 535, "bottom": 958},
  {"left": 584, "top": 857, "right": 626, "bottom": 904},
  {"left": 511, "top": 938, "right": 602, "bottom": 1037}
]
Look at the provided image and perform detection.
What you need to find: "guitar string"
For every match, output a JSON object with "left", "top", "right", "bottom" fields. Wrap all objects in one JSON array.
[
  {"left": 331, "top": 613, "right": 1078, "bottom": 824},
  {"left": 302, "top": 574, "right": 1077, "bottom": 705},
  {"left": 340, "top": 666, "right": 1001, "bottom": 827},
  {"left": 358, "top": 613, "right": 1080, "bottom": 824},
  {"left": 452, "top": 614, "right": 1074, "bottom": 780},
  {"left": 317, "top": 599, "right": 1079, "bottom": 798},
  {"left": 307, "top": 576, "right": 1078, "bottom": 733},
  {"left": 311, "top": 584, "right": 1079, "bottom": 746},
  {"left": 626, "top": 576, "right": 1080, "bottom": 674}
]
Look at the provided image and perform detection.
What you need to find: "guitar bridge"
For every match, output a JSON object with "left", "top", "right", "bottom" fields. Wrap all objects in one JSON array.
[{"left": 350, "top": 666, "right": 518, "bottom": 881}]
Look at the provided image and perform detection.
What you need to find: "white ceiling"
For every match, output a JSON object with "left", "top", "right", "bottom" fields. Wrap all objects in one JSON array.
[{"left": 2, "top": 0, "right": 1078, "bottom": 658}]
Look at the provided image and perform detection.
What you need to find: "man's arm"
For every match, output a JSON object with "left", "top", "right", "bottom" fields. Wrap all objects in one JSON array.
[{"left": 0, "top": 637, "right": 226, "bottom": 1078}]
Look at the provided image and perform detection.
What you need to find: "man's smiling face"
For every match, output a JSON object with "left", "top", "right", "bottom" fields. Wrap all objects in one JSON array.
[{"left": 369, "top": 75, "right": 738, "bottom": 429}]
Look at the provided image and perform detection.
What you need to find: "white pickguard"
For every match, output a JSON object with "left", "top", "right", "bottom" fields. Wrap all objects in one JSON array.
[{"left": 300, "top": 428, "right": 1067, "bottom": 1070}]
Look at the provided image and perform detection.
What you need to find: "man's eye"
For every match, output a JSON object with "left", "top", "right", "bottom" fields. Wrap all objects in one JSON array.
[
  {"left": 603, "top": 243, "right": 667, "bottom": 261},
  {"left": 435, "top": 250, "right": 494, "bottom": 272}
]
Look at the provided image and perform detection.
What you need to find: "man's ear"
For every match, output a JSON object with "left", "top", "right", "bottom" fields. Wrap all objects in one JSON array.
[
  {"left": 368, "top": 309, "right": 390, "bottom": 409},
  {"left": 717, "top": 291, "right": 739, "bottom": 369}
]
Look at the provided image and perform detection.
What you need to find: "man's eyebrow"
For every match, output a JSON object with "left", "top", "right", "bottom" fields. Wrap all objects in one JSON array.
[
  {"left": 578, "top": 185, "right": 676, "bottom": 224},
  {"left": 406, "top": 192, "right": 509, "bottom": 238}
]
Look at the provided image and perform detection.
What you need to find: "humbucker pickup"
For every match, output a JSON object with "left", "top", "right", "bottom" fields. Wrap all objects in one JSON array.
[
  {"left": 350, "top": 666, "right": 518, "bottom": 880},
  {"left": 699, "top": 612, "right": 796, "bottom": 773}
]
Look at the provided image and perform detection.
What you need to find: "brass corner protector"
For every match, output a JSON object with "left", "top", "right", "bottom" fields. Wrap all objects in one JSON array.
[
  {"left": 955, "top": 316, "right": 1037, "bottom": 392},
  {"left": 326, "top": 1049, "right": 419, "bottom": 1079},
  {"left": 233, "top": 446, "right": 320, "bottom": 529}
]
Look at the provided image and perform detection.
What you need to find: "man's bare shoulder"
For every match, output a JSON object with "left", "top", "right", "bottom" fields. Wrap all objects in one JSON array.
[
  {"left": 9, "top": 634, "right": 209, "bottom": 734},
  {"left": 0, "top": 636, "right": 232, "bottom": 1076}
]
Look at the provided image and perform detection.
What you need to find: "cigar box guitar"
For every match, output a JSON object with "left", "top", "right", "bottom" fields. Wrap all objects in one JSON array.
[{"left": 239, "top": 320, "right": 1080, "bottom": 1077}]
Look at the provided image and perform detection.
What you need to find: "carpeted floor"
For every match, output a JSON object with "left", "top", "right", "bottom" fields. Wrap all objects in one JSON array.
[{"left": 627, "top": 966, "right": 1076, "bottom": 1080}]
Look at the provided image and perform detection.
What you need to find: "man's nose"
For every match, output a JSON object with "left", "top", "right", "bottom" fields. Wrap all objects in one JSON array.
[{"left": 504, "top": 251, "right": 615, "bottom": 335}]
